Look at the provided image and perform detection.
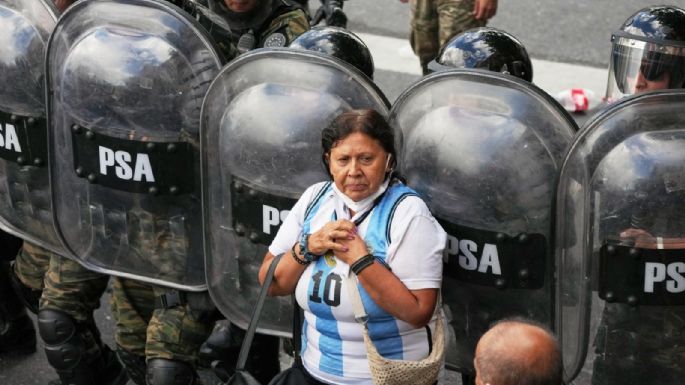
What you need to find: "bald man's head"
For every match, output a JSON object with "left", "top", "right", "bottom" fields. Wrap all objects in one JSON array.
[{"left": 474, "top": 319, "right": 562, "bottom": 385}]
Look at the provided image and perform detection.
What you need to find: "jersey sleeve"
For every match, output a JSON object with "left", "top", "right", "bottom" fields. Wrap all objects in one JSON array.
[{"left": 385, "top": 197, "right": 446, "bottom": 290}]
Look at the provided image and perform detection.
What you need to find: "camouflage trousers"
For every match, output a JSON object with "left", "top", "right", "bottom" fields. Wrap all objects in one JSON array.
[
  {"left": 13, "top": 241, "right": 51, "bottom": 292},
  {"left": 110, "top": 277, "right": 212, "bottom": 365},
  {"left": 410, "top": 0, "right": 486, "bottom": 73},
  {"left": 19, "top": 242, "right": 112, "bottom": 362}
]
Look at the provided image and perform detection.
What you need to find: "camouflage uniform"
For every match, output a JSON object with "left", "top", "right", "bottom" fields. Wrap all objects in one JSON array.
[
  {"left": 37, "top": 243, "right": 124, "bottom": 384},
  {"left": 111, "top": 278, "right": 215, "bottom": 385},
  {"left": 209, "top": 1, "right": 310, "bottom": 58},
  {"left": 410, "top": 0, "right": 486, "bottom": 74},
  {"left": 12, "top": 242, "right": 51, "bottom": 306}
]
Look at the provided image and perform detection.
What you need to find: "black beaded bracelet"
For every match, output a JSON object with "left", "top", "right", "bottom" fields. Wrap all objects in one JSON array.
[
  {"left": 291, "top": 243, "right": 310, "bottom": 266},
  {"left": 350, "top": 254, "right": 375, "bottom": 275}
]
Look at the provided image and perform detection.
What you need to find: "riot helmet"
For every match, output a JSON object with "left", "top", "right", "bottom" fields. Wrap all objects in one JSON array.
[
  {"left": 606, "top": 5, "right": 685, "bottom": 102},
  {"left": 427, "top": 27, "right": 532, "bottom": 82},
  {"left": 289, "top": 26, "right": 374, "bottom": 79}
]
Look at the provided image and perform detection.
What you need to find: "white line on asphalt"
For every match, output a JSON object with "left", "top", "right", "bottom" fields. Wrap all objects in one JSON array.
[{"left": 356, "top": 32, "right": 609, "bottom": 97}]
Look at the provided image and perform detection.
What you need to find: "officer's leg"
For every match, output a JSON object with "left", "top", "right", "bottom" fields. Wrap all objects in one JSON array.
[
  {"left": 40, "top": 254, "right": 127, "bottom": 385},
  {"left": 145, "top": 287, "right": 215, "bottom": 385},
  {"left": 111, "top": 277, "right": 154, "bottom": 385},
  {"left": 0, "top": 258, "right": 36, "bottom": 355},
  {"left": 437, "top": 0, "right": 486, "bottom": 47},
  {"left": 410, "top": 0, "right": 440, "bottom": 75},
  {"left": 11, "top": 241, "right": 52, "bottom": 313}
]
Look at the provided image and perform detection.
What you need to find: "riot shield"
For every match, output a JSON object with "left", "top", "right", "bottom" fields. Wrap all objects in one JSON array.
[
  {"left": 202, "top": 48, "right": 389, "bottom": 335},
  {"left": 47, "top": 0, "right": 222, "bottom": 290},
  {"left": 390, "top": 69, "right": 577, "bottom": 374},
  {"left": 0, "top": 0, "right": 64, "bottom": 253},
  {"left": 556, "top": 90, "right": 685, "bottom": 385}
]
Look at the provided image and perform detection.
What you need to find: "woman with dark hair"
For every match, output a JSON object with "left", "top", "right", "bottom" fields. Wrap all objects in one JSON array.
[{"left": 258, "top": 109, "right": 446, "bottom": 384}]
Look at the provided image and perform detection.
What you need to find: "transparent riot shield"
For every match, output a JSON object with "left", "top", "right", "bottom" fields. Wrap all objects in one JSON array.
[
  {"left": 202, "top": 48, "right": 389, "bottom": 335},
  {"left": 47, "top": 0, "right": 222, "bottom": 290},
  {"left": 557, "top": 90, "right": 685, "bottom": 385},
  {"left": 390, "top": 69, "right": 577, "bottom": 374},
  {"left": 0, "top": 0, "right": 64, "bottom": 253}
]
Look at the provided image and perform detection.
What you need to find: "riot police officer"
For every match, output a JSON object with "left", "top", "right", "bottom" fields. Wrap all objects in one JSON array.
[
  {"left": 427, "top": 26, "right": 533, "bottom": 81},
  {"left": 605, "top": 5, "right": 685, "bottom": 102},
  {"left": 205, "top": 0, "right": 309, "bottom": 55},
  {"left": 0, "top": 1, "right": 126, "bottom": 383}
]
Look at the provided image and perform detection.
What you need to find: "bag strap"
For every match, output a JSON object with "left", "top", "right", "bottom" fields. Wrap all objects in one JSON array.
[
  {"left": 291, "top": 294, "right": 303, "bottom": 364},
  {"left": 236, "top": 253, "right": 282, "bottom": 371},
  {"left": 345, "top": 272, "right": 442, "bottom": 337},
  {"left": 345, "top": 273, "right": 369, "bottom": 326}
]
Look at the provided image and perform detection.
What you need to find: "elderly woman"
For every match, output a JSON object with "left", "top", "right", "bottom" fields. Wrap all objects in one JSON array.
[{"left": 258, "top": 109, "right": 446, "bottom": 384}]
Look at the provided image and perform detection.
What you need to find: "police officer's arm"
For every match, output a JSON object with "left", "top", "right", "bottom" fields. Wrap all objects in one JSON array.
[
  {"left": 473, "top": 0, "right": 497, "bottom": 20},
  {"left": 621, "top": 228, "right": 685, "bottom": 249},
  {"left": 336, "top": 217, "right": 441, "bottom": 329}
]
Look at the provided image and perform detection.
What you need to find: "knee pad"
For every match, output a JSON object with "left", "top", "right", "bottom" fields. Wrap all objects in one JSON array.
[
  {"left": 116, "top": 347, "right": 147, "bottom": 385},
  {"left": 38, "top": 309, "right": 84, "bottom": 371},
  {"left": 146, "top": 358, "right": 196, "bottom": 385}
]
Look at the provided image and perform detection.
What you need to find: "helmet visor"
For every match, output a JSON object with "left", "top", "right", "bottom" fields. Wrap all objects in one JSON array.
[{"left": 606, "top": 36, "right": 685, "bottom": 102}]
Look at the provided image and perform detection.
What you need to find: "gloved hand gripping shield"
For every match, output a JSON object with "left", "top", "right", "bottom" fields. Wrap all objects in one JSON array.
[
  {"left": 201, "top": 48, "right": 389, "bottom": 335},
  {"left": 390, "top": 69, "right": 576, "bottom": 375},
  {"left": 46, "top": 0, "right": 222, "bottom": 290},
  {"left": 0, "top": 0, "right": 65, "bottom": 253},
  {"left": 556, "top": 90, "right": 685, "bottom": 385}
]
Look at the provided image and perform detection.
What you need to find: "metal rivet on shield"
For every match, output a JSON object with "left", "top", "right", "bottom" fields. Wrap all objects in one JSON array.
[
  {"left": 629, "top": 248, "right": 640, "bottom": 258},
  {"left": 27, "top": 117, "right": 35, "bottom": 126},
  {"left": 169, "top": 185, "right": 179, "bottom": 195},
  {"left": 87, "top": 173, "right": 97, "bottom": 183},
  {"left": 518, "top": 269, "right": 529, "bottom": 280},
  {"left": 233, "top": 181, "right": 244, "bottom": 193},
  {"left": 75, "top": 166, "right": 84, "bottom": 177},
  {"left": 146, "top": 142, "right": 156, "bottom": 151},
  {"left": 517, "top": 233, "right": 529, "bottom": 244},
  {"left": 605, "top": 291, "right": 615, "bottom": 303},
  {"left": 627, "top": 295, "right": 639, "bottom": 307},
  {"left": 248, "top": 189, "right": 257, "bottom": 199},
  {"left": 148, "top": 186, "right": 159, "bottom": 196},
  {"left": 85, "top": 130, "right": 95, "bottom": 140},
  {"left": 606, "top": 245, "right": 616, "bottom": 255},
  {"left": 166, "top": 143, "right": 176, "bottom": 153},
  {"left": 235, "top": 224, "right": 245, "bottom": 236},
  {"left": 9, "top": 114, "right": 17, "bottom": 123},
  {"left": 33, "top": 158, "right": 43, "bottom": 167},
  {"left": 495, "top": 233, "right": 508, "bottom": 243},
  {"left": 16, "top": 156, "right": 26, "bottom": 165},
  {"left": 71, "top": 124, "right": 82, "bottom": 134},
  {"left": 495, "top": 279, "right": 506, "bottom": 289},
  {"left": 249, "top": 232, "right": 259, "bottom": 243}
]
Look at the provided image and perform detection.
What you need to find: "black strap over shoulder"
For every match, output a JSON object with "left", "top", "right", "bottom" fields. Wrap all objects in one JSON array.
[{"left": 236, "top": 253, "right": 283, "bottom": 371}]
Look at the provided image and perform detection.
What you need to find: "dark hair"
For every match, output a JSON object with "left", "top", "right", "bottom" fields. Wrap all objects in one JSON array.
[
  {"left": 321, "top": 109, "right": 397, "bottom": 177},
  {"left": 476, "top": 317, "right": 563, "bottom": 385}
]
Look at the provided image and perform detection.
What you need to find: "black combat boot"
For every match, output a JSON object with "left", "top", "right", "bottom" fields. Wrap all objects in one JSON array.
[{"left": 0, "top": 260, "right": 36, "bottom": 355}]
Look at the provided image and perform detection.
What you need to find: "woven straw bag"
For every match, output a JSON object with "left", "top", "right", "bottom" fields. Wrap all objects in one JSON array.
[{"left": 346, "top": 274, "right": 445, "bottom": 385}]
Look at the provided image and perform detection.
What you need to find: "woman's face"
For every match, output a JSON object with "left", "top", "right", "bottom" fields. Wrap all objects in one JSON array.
[{"left": 327, "top": 131, "right": 390, "bottom": 202}]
